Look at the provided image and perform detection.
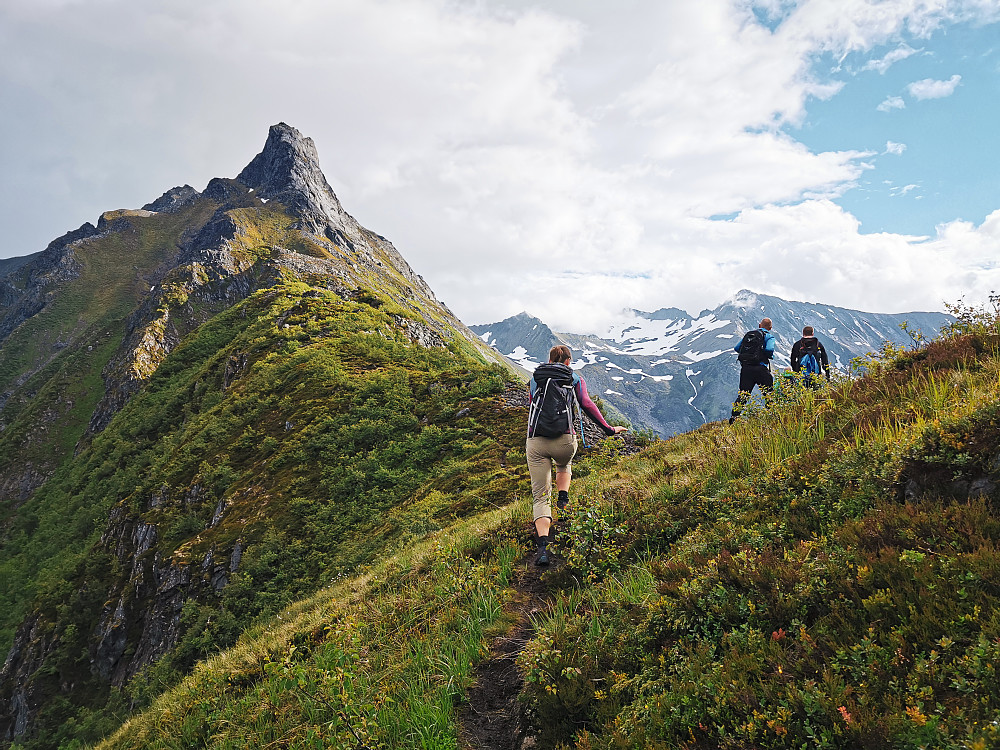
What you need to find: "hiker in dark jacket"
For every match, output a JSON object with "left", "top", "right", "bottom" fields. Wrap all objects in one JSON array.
[
  {"left": 790, "top": 325, "right": 830, "bottom": 386},
  {"left": 729, "top": 318, "right": 776, "bottom": 424},
  {"left": 527, "top": 345, "right": 626, "bottom": 566}
]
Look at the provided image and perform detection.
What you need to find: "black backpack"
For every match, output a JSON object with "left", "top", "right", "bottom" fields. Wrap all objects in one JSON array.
[
  {"left": 528, "top": 363, "right": 577, "bottom": 438},
  {"left": 737, "top": 329, "right": 766, "bottom": 365}
]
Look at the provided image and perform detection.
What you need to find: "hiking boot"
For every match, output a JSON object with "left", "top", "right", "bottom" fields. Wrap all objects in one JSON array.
[{"left": 535, "top": 548, "right": 549, "bottom": 566}]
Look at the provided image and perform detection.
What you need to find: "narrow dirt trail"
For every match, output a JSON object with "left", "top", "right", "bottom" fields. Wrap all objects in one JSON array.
[
  {"left": 458, "top": 551, "right": 557, "bottom": 750},
  {"left": 458, "top": 381, "right": 642, "bottom": 748}
]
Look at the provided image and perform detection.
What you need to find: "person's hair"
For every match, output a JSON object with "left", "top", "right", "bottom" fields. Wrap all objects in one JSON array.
[
  {"left": 760, "top": 318, "right": 772, "bottom": 330},
  {"left": 802, "top": 325, "right": 814, "bottom": 336},
  {"left": 549, "top": 345, "right": 572, "bottom": 363}
]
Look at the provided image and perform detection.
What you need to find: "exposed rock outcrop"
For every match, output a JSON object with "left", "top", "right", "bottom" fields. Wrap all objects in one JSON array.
[
  {"left": 237, "top": 122, "right": 439, "bottom": 301},
  {"left": 142, "top": 185, "right": 200, "bottom": 213},
  {"left": 0, "top": 615, "right": 47, "bottom": 743}
]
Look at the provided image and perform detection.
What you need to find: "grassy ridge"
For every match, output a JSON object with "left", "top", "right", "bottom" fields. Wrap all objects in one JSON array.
[
  {"left": 97, "top": 507, "right": 526, "bottom": 750},
  {"left": 519, "top": 317, "right": 1000, "bottom": 748},
  {"left": 1, "top": 280, "right": 529, "bottom": 749},
  {"left": 82, "top": 304, "right": 1000, "bottom": 750}
]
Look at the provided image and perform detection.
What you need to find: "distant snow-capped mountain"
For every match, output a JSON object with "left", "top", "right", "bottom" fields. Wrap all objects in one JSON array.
[{"left": 470, "top": 290, "right": 952, "bottom": 436}]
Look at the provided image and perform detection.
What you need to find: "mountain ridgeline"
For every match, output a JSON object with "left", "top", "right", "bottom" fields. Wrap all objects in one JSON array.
[
  {"left": 0, "top": 123, "right": 526, "bottom": 747},
  {"left": 472, "top": 294, "right": 952, "bottom": 436}
]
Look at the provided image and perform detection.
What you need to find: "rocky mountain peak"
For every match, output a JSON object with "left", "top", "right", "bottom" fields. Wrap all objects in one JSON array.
[
  {"left": 232, "top": 122, "right": 435, "bottom": 300},
  {"left": 237, "top": 123, "right": 319, "bottom": 195},
  {"left": 142, "top": 185, "right": 200, "bottom": 213},
  {"left": 726, "top": 289, "right": 761, "bottom": 310},
  {"left": 235, "top": 122, "right": 348, "bottom": 232}
]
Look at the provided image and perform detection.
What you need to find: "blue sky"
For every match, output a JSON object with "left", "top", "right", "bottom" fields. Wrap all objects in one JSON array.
[
  {"left": 795, "top": 21, "right": 1000, "bottom": 236},
  {"left": 1, "top": 1, "right": 999, "bottom": 333}
]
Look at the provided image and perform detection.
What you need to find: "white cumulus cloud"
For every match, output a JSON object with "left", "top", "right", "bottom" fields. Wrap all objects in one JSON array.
[
  {"left": 877, "top": 95, "right": 907, "bottom": 112},
  {"left": 907, "top": 74, "right": 962, "bottom": 99},
  {"left": 1, "top": 0, "right": 999, "bottom": 333}
]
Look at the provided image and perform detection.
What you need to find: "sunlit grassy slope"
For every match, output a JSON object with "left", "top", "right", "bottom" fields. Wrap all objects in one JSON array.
[{"left": 87, "top": 304, "right": 1000, "bottom": 750}]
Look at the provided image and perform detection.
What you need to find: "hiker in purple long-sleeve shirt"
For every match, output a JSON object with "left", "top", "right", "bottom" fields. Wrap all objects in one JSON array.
[{"left": 526, "top": 345, "right": 626, "bottom": 566}]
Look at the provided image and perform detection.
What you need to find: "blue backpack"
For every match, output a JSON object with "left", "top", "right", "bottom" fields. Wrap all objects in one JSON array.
[{"left": 800, "top": 339, "right": 821, "bottom": 376}]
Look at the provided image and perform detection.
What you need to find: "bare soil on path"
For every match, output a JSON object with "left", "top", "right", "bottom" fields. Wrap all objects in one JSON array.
[{"left": 458, "top": 550, "right": 560, "bottom": 750}]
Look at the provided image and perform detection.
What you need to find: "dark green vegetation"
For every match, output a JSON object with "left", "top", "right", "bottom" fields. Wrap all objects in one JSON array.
[
  {"left": 77, "top": 300, "right": 1000, "bottom": 750},
  {"left": 1, "top": 278, "right": 527, "bottom": 749}
]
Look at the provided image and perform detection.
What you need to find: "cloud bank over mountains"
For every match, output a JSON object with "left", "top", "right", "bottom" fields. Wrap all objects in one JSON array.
[{"left": 1, "top": 0, "right": 998, "bottom": 334}]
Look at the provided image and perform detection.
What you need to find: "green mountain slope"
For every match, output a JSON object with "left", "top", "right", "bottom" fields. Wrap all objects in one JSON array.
[
  {"left": 92, "top": 304, "right": 1000, "bottom": 750},
  {"left": 2, "top": 281, "right": 527, "bottom": 748},
  {"left": 0, "top": 124, "right": 522, "bottom": 748},
  {"left": 0, "top": 202, "right": 219, "bottom": 512}
]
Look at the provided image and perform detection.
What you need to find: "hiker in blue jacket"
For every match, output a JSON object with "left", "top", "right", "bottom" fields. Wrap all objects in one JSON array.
[
  {"left": 729, "top": 317, "right": 776, "bottom": 424},
  {"left": 527, "top": 345, "right": 626, "bottom": 566}
]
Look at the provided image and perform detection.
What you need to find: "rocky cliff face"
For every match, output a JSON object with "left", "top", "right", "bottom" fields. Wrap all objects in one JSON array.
[{"left": 89, "top": 500, "right": 243, "bottom": 687}]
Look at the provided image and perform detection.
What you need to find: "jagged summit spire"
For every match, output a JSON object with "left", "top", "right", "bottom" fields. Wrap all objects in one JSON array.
[
  {"left": 237, "top": 123, "right": 321, "bottom": 196},
  {"left": 236, "top": 123, "right": 349, "bottom": 233},
  {"left": 232, "top": 123, "right": 434, "bottom": 298}
]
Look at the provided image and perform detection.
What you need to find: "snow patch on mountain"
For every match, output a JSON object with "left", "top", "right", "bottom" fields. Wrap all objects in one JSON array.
[
  {"left": 683, "top": 348, "right": 729, "bottom": 362},
  {"left": 606, "top": 313, "right": 731, "bottom": 357},
  {"left": 506, "top": 346, "right": 539, "bottom": 370}
]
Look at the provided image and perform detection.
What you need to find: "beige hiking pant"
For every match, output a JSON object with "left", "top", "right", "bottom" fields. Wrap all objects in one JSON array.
[{"left": 526, "top": 434, "right": 578, "bottom": 521}]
